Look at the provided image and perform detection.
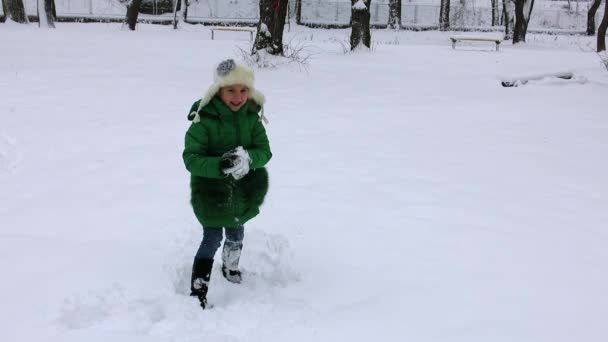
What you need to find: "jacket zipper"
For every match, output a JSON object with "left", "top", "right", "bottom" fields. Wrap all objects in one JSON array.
[
  {"left": 232, "top": 111, "right": 242, "bottom": 222},
  {"left": 234, "top": 111, "right": 242, "bottom": 147}
]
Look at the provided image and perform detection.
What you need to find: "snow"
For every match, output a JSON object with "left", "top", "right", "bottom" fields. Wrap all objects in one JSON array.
[
  {"left": 353, "top": 0, "right": 368, "bottom": 11},
  {"left": 260, "top": 23, "right": 270, "bottom": 37},
  {"left": 223, "top": 146, "right": 251, "bottom": 180},
  {"left": 1, "top": 22, "right": 608, "bottom": 342}
]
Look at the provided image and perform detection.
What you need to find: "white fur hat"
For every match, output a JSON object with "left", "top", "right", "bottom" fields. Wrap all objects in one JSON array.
[{"left": 189, "top": 59, "right": 266, "bottom": 123}]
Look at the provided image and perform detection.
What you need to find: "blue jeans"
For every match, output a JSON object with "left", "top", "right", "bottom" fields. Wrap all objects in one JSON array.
[{"left": 195, "top": 225, "right": 244, "bottom": 261}]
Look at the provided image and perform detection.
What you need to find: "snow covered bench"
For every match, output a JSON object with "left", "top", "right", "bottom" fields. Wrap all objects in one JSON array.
[
  {"left": 210, "top": 27, "right": 256, "bottom": 42},
  {"left": 450, "top": 35, "right": 503, "bottom": 51}
]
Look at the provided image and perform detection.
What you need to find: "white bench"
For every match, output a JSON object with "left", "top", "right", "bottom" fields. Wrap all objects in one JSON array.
[
  {"left": 210, "top": 27, "right": 256, "bottom": 42},
  {"left": 450, "top": 36, "right": 503, "bottom": 51}
]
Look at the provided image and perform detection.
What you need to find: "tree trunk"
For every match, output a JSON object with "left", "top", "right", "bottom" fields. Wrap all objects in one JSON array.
[
  {"left": 350, "top": 0, "right": 371, "bottom": 50},
  {"left": 598, "top": 0, "right": 608, "bottom": 52},
  {"left": 4, "top": 0, "right": 28, "bottom": 23},
  {"left": 2, "top": 0, "right": 7, "bottom": 20},
  {"left": 184, "top": 0, "right": 189, "bottom": 22},
  {"left": 253, "top": 0, "right": 289, "bottom": 56},
  {"left": 39, "top": 0, "right": 56, "bottom": 28},
  {"left": 126, "top": 0, "right": 143, "bottom": 31},
  {"left": 491, "top": 0, "right": 500, "bottom": 26},
  {"left": 173, "top": 0, "right": 182, "bottom": 29},
  {"left": 512, "top": 0, "right": 534, "bottom": 43},
  {"left": 512, "top": 0, "right": 525, "bottom": 42},
  {"left": 587, "top": 0, "right": 601, "bottom": 36},
  {"left": 388, "top": 0, "right": 401, "bottom": 29},
  {"left": 295, "top": 0, "right": 302, "bottom": 25},
  {"left": 439, "top": 0, "right": 450, "bottom": 31}
]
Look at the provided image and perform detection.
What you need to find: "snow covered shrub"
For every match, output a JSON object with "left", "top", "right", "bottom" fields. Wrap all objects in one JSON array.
[{"left": 236, "top": 37, "right": 313, "bottom": 70}]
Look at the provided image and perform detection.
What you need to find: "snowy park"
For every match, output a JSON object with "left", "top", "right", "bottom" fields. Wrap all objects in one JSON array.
[{"left": 1, "top": 15, "right": 608, "bottom": 342}]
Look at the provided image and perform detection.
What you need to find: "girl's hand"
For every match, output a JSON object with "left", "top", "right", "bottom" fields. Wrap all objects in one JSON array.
[{"left": 220, "top": 147, "right": 251, "bottom": 180}]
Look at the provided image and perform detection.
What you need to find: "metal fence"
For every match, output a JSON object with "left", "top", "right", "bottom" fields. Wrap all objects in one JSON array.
[
  {"left": 187, "top": 0, "right": 259, "bottom": 22},
  {"left": 6, "top": 0, "right": 604, "bottom": 32},
  {"left": 299, "top": 0, "right": 602, "bottom": 31}
]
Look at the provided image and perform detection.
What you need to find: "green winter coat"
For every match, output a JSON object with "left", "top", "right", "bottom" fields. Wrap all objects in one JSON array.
[{"left": 183, "top": 96, "right": 272, "bottom": 228}]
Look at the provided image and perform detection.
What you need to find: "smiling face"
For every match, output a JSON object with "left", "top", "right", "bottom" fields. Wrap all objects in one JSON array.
[{"left": 218, "top": 84, "right": 250, "bottom": 111}]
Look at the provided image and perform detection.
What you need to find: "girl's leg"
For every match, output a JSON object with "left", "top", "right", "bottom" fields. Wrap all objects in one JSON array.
[
  {"left": 222, "top": 225, "right": 244, "bottom": 283},
  {"left": 195, "top": 226, "right": 224, "bottom": 260},
  {"left": 224, "top": 225, "right": 244, "bottom": 246},
  {"left": 191, "top": 226, "right": 224, "bottom": 309}
]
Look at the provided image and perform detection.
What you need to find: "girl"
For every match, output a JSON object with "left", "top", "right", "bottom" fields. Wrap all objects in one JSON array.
[{"left": 182, "top": 59, "right": 272, "bottom": 309}]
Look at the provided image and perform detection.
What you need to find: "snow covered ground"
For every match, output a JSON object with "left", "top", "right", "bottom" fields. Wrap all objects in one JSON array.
[{"left": 1, "top": 22, "right": 608, "bottom": 341}]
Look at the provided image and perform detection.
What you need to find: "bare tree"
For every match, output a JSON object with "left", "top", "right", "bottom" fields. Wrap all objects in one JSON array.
[
  {"left": 253, "top": 0, "right": 289, "bottom": 56},
  {"left": 38, "top": 0, "right": 56, "bottom": 28},
  {"left": 598, "top": 0, "right": 608, "bottom": 52},
  {"left": 295, "top": 0, "right": 302, "bottom": 25},
  {"left": 439, "top": 0, "right": 450, "bottom": 31},
  {"left": 512, "top": 0, "right": 535, "bottom": 43},
  {"left": 4, "top": 0, "right": 28, "bottom": 23},
  {"left": 491, "top": 0, "right": 500, "bottom": 26},
  {"left": 388, "top": 0, "right": 401, "bottom": 29},
  {"left": 587, "top": 0, "right": 602, "bottom": 36},
  {"left": 351, "top": 0, "right": 371, "bottom": 50},
  {"left": 184, "top": 0, "right": 189, "bottom": 21},
  {"left": 502, "top": 0, "right": 514, "bottom": 39},
  {"left": 173, "top": 0, "right": 185, "bottom": 29},
  {"left": 125, "top": 0, "right": 143, "bottom": 31}
]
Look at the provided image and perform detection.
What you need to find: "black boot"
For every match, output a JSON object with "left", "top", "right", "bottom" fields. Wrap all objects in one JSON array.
[
  {"left": 190, "top": 258, "right": 213, "bottom": 309},
  {"left": 221, "top": 241, "right": 242, "bottom": 284}
]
